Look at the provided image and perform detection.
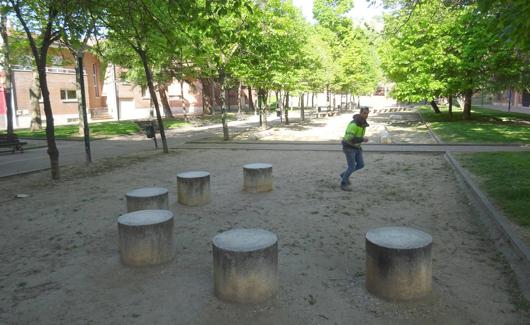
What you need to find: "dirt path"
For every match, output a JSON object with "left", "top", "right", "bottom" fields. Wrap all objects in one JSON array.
[{"left": 1, "top": 145, "right": 528, "bottom": 324}]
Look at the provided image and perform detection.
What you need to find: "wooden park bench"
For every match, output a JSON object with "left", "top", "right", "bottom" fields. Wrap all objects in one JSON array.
[
  {"left": 0, "top": 134, "right": 27, "bottom": 153},
  {"left": 315, "top": 106, "right": 338, "bottom": 118}
]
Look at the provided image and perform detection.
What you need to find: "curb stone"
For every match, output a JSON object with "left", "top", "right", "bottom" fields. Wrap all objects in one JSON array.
[{"left": 445, "top": 151, "right": 530, "bottom": 302}]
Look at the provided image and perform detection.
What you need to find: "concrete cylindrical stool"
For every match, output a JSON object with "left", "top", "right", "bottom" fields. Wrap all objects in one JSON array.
[
  {"left": 366, "top": 226, "right": 432, "bottom": 301},
  {"left": 176, "top": 171, "right": 210, "bottom": 206},
  {"left": 125, "top": 187, "right": 169, "bottom": 212},
  {"left": 212, "top": 228, "right": 278, "bottom": 304},
  {"left": 118, "top": 209, "right": 175, "bottom": 266},
  {"left": 243, "top": 163, "right": 273, "bottom": 193}
]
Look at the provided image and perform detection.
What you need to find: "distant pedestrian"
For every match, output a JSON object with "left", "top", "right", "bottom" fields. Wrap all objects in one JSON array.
[{"left": 340, "top": 107, "right": 369, "bottom": 191}]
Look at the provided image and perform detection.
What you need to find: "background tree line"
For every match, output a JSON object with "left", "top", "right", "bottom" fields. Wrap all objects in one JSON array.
[
  {"left": 379, "top": 0, "right": 530, "bottom": 119},
  {"left": 1, "top": 0, "right": 381, "bottom": 179}
]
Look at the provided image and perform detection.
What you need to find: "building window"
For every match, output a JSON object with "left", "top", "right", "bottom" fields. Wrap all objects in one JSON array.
[
  {"left": 92, "top": 64, "right": 99, "bottom": 97},
  {"left": 60, "top": 89, "right": 77, "bottom": 102},
  {"left": 141, "top": 86, "right": 150, "bottom": 99}
]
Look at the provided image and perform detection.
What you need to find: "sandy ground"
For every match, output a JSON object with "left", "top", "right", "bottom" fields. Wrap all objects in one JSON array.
[{"left": 1, "top": 110, "right": 529, "bottom": 324}]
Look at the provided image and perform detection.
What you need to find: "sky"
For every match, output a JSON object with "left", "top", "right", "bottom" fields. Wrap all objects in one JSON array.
[{"left": 292, "top": 0, "right": 384, "bottom": 25}]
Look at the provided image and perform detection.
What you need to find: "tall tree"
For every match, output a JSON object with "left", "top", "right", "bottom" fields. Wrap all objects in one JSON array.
[
  {"left": 9, "top": 0, "right": 62, "bottom": 179},
  {"left": 0, "top": 5, "right": 14, "bottom": 136},
  {"left": 199, "top": 0, "right": 256, "bottom": 140},
  {"left": 100, "top": 0, "right": 179, "bottom": 153},
  {"left": 380, "top": 0, "right": 523, "bottom": 119}
]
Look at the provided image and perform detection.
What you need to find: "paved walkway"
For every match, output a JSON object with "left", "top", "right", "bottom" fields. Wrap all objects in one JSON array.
[
  {"left": 176, "top": 141, "right": 530, "bottom": 153},
  {"left": 1, "top": 110, "right": 528, "bottom": 178}
]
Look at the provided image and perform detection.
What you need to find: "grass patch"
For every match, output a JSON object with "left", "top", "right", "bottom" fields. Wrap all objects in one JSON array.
[
  {"left": 456, "top": 152, "right": 530, "bottom": 230},
  {"left": 16, "top": 121, "right": 142, "bottom": 139},
  {"left": 163, "top": 118, "right": 190, "bottom": 129},
  {"left": 13, "top": 112, "right": 248, "bottom": 140},
  {"left": 15, "top": 118, "right": 193, "bottom": 139},
  {"left": 419, "top": 106, "right": 530, "bottom": 144}
]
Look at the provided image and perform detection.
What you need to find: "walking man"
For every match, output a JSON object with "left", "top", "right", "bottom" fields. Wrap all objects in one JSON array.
[{"left": 340, "top": 107, "right": 369, "bottom": 191}]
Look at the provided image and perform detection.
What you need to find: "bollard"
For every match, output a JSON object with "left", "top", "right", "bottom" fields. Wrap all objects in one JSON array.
[
  {"left": 213, "top": 228, "right": 278, "bottom": 304},
  {"left": 177, "top": 171, "right": 210, "bottom": 206},
  {"left": 243, "top": 163, "right": 273, "bottom": 193},
  {"left": 117, "top": 210, "right": 175, "bottom": 266},
  {"left": 125, "top": 187, "right": 169, "bottom": 212},
  {"left": 365, "top": 226, "right": 432, "bottom": 301}
]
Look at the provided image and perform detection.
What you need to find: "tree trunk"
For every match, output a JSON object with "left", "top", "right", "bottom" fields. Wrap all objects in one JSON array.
[
  {"left": 37, "top": 60, "right": 60, "bottom": 179},
  {"left": 300, "top": 93, "right": 305, "bottom": 121},
  {"left": 74, "top": 53, "right": 86, "bottom": 135},
  {"left": 226, "top": 88, "right": 230, "bottom": 111},
  {"left": 248, "top": 85, "right": 255, "bottom": 114},
  {"left": 158, "top": 84, "right": 173, "bottom": 118},
  {"left": 258, "top": 88, "right": 268, "bottom": 129},
  {"left": 210, "top": 78, "right": 216, "bottom": 114},
  {"left": 75, "top": 53, "right": 92, "bottom": 163},
  {"left": 463, "top": 89, "right": 472, "bottom": 120},
  {"left": 139, "top": 50, "right": 168, "bottom": 153},
  {"left": 258, "top": 88, "right": 263, "bottom": 127},
  {"left": 326, "top": 85, "right": 330, "bottom": 109},
  {"left": 448, "top": 95, "right": 453, "bottom": 120},
  {"left": 1, "top": 12, "right": 14, "bottom": 136},
  {"left": 75, "top": 60, "right": 84, "bottom": 135},
  {"left": 237, "top": 82, "right": 242, "bottom": 114},
  {"left": 218, "top": 70, "right": 229, "bottom": 140},
  {"left": 201, "top": 80, "right": 206, "bottom": 115},
  {"left": 200, "top": 79, "right": 210, "bottom": 115},
  {"left": 284, "top": 90, "right": 289, "bottom": 125},
  {"left": 311, "top": 92, "right": 314, "bottom": 108},
  {"left": 29, "top": 70, "right": 42, "bottom": 131},
  {"left": 180, "top": 79, "right": 187, "bottom": 120},
  {"left": 429, "top": 99, "right": 441, "bottom": 113},
  {"left": 13, "top": 5, "right": 60, "bottom": 179},
  {"left": 275, "top": 90, "right": 282, "bottom": 123}
]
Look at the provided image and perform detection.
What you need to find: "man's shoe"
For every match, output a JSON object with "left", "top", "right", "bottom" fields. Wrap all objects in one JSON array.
[
  {"left": 341, "top": 184, "right": 352, "bottom": 192},
  {"left": 340, "top": 173, "right": 351, "bottom": 185}
]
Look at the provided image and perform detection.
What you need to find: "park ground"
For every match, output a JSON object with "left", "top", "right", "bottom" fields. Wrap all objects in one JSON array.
[{"left": 0, "top": 108, "right": 529, "bottom": 324}]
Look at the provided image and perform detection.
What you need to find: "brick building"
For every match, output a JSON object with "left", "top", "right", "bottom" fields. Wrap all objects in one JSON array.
[{"left": 1, "top": 45, "right": 255, "bottom": 130}]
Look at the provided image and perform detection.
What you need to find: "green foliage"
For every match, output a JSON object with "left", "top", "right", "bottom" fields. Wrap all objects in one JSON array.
[
  {"left": 380, "top": 0, "right": 527, "bottom": 102},
  {"left": 335, "top": 28, "right": 379, "bottom": 94},
  {"left": 299, "top": 26, "right": 334, "bottom": 92},
  {"left": 477, "top": 0, "right": 530, "bottom": 51},
  {"left": 228, "top": 0, "right": 308, "bottom": 94},
  {"left": 313, "top": 0, "right": 354, "bottom": 40},
  {"left": 313, "top": 0, "right": 380, "bottom": 95}
]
